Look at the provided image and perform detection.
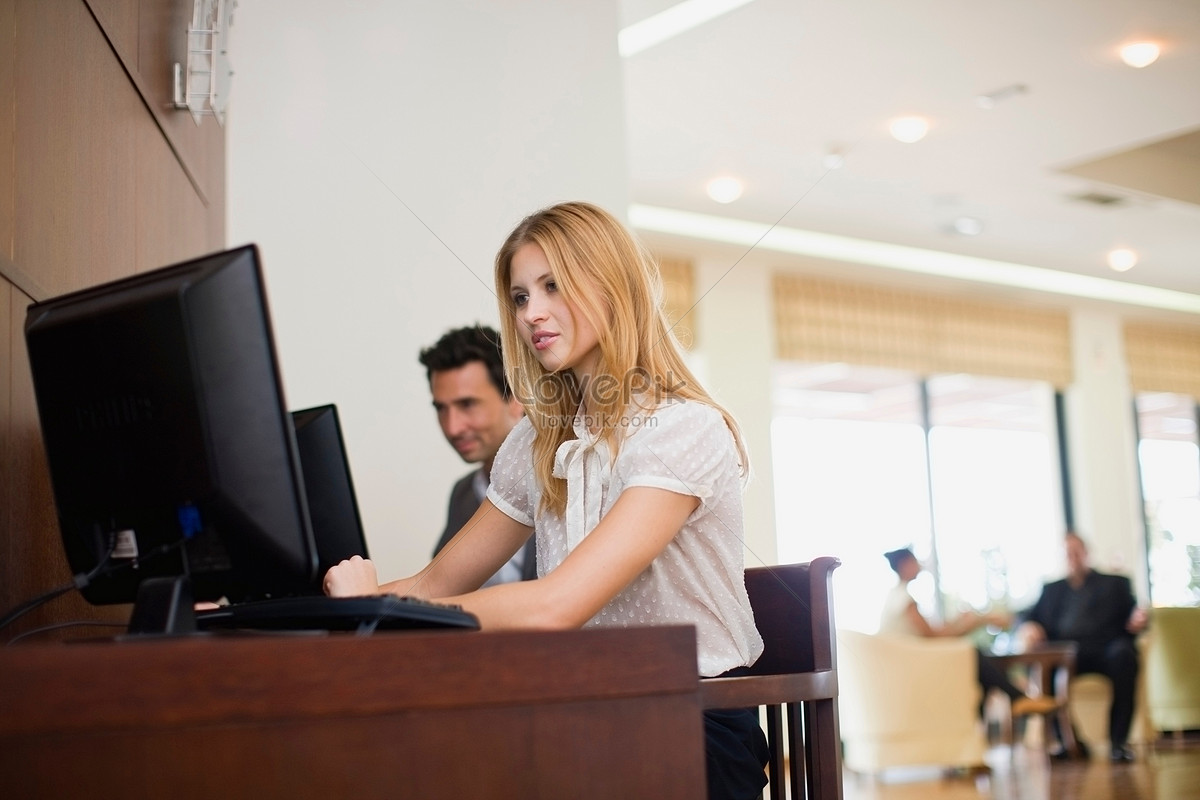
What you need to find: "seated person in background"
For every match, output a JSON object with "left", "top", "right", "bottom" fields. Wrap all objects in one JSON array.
[
  {"left": 1016, "top": 531, "right": 1147, "bottom": 763},
  {"left": 327, "top": 201, "right": 769, "bottom": 800},
  {"left": 881, "top": 548, "right": 1057, "bottom": 718},
  {"left": 419, "top": 325, "right": 535, "bottom": 586}
]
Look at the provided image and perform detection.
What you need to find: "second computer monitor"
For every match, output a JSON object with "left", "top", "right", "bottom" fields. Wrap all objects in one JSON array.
[{"left": 292, "top": 404, "right": 369, "bottom": 591}]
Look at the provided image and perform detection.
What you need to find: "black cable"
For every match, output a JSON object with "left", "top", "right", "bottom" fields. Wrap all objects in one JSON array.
[
  {"left": 0, "top": 536, "right": 184, "bottom": 633},
  {"left": 5, "top": 620, "right": 127, "bottom": 647},
  {"left": 0, "top": 540, "right": 116, "bottom": 632}
]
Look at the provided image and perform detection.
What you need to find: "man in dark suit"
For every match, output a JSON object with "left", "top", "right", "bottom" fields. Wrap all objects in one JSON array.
[
  {"left": 1017, "top": 531, "right": 1147, "bottom": 762},
  {"left": 420, "top": 326, "right": 535, "bottom": 585}
]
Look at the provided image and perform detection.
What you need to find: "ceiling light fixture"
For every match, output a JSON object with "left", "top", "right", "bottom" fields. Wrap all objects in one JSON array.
[
  {"left": 888, "top": 116, "right": 929, "bottom": 143},
  {"left": 706, "top": 176, "right": 744, "bottom": 204},
  {"left": 1107, "top": 248, "right": 1138, "bottom": 272},
  {"left": 952, "top": 217, "right": 984, "bottom": 236},
  {"left": 618, "top": 0, "right": 759, "bottom": 58},
  {"left": 1119, "top": 42, "right": 1161, "bottom": 68},
  {"left": 628, "top": 204, "right": 1200, "bottom": 314},
  {"left": 974, "top": 83, "right": 1029, "bottom": 110}
]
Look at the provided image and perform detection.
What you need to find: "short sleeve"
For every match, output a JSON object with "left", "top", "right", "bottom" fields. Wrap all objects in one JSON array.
[
  {"left": 485, "top": 416, "right": 537, "bottom": 526},
  {"left": 615, "top": 401, "right": 737, "bottom": 502}
]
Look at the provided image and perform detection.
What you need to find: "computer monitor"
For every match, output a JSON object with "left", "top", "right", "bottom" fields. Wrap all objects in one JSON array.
[
  {"left": 291, "top": 404, "right": 369, "bottom": 590},
  {"left": 24, "top": 245, "right": 319, "bottom": 631}
]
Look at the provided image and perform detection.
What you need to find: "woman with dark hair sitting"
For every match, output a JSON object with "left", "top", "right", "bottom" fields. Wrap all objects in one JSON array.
[{"left": 881, "top": 548, "right": 1057, "bottom": 718}]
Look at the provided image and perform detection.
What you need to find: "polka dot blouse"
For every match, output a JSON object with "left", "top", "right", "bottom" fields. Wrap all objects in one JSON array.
[{"left": 487, "top": 398, "right": 764, "bottom": 677}]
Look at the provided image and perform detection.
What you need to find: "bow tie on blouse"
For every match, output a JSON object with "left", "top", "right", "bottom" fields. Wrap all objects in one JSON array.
[{"left": 552, "top": 427, "right": 613, "bottom": 552}]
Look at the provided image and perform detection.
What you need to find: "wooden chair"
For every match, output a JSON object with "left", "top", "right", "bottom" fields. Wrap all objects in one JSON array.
[{"left": 701, "top": 558, "right": 843, "bottom": 800}]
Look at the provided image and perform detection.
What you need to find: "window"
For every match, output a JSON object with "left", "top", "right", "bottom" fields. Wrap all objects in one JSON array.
[
  {"left": 772, "top": 363, "right": 1063, "bottom": 634},
  {"left": 1136, "top": 392, "right": 1200, "bottom": 607},
  {"left": 926, "top": 374, "right": 1063, "bottom": 616}
]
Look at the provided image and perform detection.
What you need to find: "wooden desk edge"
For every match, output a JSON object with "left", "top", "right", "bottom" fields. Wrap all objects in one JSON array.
[{"left": 0, "top": 626, "right": 702, "bottom": 736}]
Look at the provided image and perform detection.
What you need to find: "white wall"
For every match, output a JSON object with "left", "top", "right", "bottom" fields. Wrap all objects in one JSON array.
[{"left": 227, "top": 1, "right": 627, "bottom": 580}]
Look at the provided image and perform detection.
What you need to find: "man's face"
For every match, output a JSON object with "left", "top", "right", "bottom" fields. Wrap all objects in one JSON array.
[
  {"left": 1065, "top": 535, "right": 1089, "bottom": 580},
  {"left": 430, "top": 361, "right": 523, "bottom": 467}
]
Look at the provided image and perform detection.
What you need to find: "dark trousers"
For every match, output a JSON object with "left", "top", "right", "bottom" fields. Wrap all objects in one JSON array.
[
  {"left": 1077, "top": 638, "right": 1140, "bottom": 747},
  {"left": 1047, "top": 638, "right": 1139, "bottom": 748},
  {"left": 976, "top": 649, "right": 1024, "bottom": 714},
  {"left": 704, "top": 708, "right": 769, "bottom": 800}
]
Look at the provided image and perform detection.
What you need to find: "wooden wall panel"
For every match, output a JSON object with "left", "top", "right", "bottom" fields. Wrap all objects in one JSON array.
[
  {"left": 1, "top": 280, "right": 11, "bottom": 619},
  {"left": 203, "top": 114, "right": 226, "bottom": 250},
  {"left": 136, "top": 100, "right": 213, "bottom": 272},
  {"left": 1, "top": 0, "right": 223, "bottom": 642},
  {"left": 86, "top": 0, "right": 138, "bottom": 61},
  {"left": 14, "top": 0, "right": 140, "bottom": 296},
  {"left": 1, "top": 0, "right": 14, "bottom": 261}
]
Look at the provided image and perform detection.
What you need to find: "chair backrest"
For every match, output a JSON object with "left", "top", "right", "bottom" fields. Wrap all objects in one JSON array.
[
  {"left": 743, "top": 559, "right": 839, "bottom": 676},
  {"left": 701, "top": 557, "right": 843, "bottom": 800},
  {"left": 1146, "top": 605, "right": 1200, "bottom": 733}
]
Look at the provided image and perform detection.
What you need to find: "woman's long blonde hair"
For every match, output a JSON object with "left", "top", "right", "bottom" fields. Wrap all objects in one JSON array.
[{"left": 494, "top": 201, "right": 748, "bottom": 516}]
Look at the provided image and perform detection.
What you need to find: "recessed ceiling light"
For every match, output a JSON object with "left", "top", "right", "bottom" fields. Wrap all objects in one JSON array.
[
  {"left": 1120, "top": 42, "right": 1161, "bottom": 68},
  {"left": 952, "top": 217, "right": 984, "bottom": 236},
  {"left": 822, "top": 152, "right": 845, "bottom": 170},
  {"left": 888, "top": 116, "right": 929, "bottom": 143},
  {"left": 706, "top": 176, "right": 744, "bottom": 204},
  {"left": 1107, "top": 248, "right": 1138, "bottom": 272}
]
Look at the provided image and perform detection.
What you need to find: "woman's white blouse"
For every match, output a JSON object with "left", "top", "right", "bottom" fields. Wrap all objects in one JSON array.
[{"left": 487, "top": 398, "right": 764, "bottom": 677}]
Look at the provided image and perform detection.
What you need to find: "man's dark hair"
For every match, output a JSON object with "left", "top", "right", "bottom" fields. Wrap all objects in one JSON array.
[
  {"left": 419, "top": 325, "right": 511, "bottom": 399},
  {"left": 884, "top": 547, "right": 916, "bottom": 576}
]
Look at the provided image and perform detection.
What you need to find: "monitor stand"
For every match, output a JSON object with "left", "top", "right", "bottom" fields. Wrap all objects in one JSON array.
[{"left": 126, "top": 576, "right": 198, "bottom": 636}]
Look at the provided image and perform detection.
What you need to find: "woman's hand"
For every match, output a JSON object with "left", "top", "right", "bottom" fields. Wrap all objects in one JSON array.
[
  {"left": 324, "top": 555, "right": 381, "bottom": 597},
  {"left": 982, "top": 609, "right": 1014, "bottom": 629}
]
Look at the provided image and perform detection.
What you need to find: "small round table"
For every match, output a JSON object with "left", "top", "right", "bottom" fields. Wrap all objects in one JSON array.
[{"left": 988, "top": 642, "right": 1080, "bottom": 757}]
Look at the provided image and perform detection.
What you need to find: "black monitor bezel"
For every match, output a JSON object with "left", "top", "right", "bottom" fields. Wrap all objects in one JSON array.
[{"left": 24, "top": 244, "right": 320, "bottom": 611}]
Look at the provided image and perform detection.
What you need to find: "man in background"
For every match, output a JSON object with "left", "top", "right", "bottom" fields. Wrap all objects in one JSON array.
[
  {"left": 420, "top": 325, "right": 534, "bottom": 586},
  {"left": 1017, "top": 531, "right": 1147, "bottom": 762}
]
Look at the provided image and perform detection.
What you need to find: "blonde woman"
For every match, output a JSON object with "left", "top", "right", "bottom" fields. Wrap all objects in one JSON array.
[{"left": 325, "top": 201, "right": 767, "bottom": 799}]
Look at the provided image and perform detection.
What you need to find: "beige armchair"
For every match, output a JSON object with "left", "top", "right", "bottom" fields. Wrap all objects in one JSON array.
[
  {"left": 837, "top": 631, "right": 987, "bottom": 775},
  {"left": 1145, "top": 606, "right": 1200, "bottom": 736}
]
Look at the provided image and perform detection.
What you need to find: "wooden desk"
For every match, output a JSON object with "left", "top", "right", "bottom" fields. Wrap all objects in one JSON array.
[
  {"left": 0, "top": 627, "right": 706, "bottom": 799},
  {"left": 990, "top": 642, "right": 1079, "bottom": 756}
]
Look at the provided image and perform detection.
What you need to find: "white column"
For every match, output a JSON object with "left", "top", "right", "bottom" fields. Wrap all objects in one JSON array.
[
  {"left": 694, "top": 258, "right": 779, "bottom": 567},
  {"left": 1065, "top": 308, "right": 1147, "bottom": 597}
]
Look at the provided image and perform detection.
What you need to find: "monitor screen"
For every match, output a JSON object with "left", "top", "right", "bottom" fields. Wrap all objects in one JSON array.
[
  {"left": 291, "top": 404, "right": 369, "bottom": 590},
  {"left": 24, "top": 245, "right": 319, "bottom": 625}
]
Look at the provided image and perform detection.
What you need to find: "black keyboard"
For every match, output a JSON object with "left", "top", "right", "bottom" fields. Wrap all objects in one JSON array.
[{"left": 194, "top": 594, "right": 480, "bottom": 633}]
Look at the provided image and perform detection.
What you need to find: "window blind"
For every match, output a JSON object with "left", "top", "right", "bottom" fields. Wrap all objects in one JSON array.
[
  {"left": 774, "top": 274, "right": 1072, "bottom": 387},
  {"left": 1124, "top": 321, "right": 1200, "bottom": 398}
]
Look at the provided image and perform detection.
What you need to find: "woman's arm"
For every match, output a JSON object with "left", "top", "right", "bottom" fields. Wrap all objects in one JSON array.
[
  {"left": 905, "top": 602, "right": 1006, "bottom": 638},
  {"left": 903, "top": 601, "right": 939, "bottom": 637},
  {"left": 323, "top": 499, "right": 532, "bottom": 599},
  {"left": 437, "top": 486, "right": 699, "bottom": 630}
]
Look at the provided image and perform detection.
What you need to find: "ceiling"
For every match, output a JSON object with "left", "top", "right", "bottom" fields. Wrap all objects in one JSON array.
[{"left": 618, "top": 0, "right": 1200, "bottom": 313}]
